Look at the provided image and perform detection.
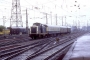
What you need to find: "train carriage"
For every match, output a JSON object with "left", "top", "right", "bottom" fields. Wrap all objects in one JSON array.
[
  {"left": 67, "top": 27, "right": 71, "bottom": 33},
  {"left": 10, "top": 27, "right": 27, "bottom": 35},
  {"left": 60, "top": 26, "right": 68, "bottom": 33},
  {"left": 46, "top": 25, "right": 60, "bottom": 36}
]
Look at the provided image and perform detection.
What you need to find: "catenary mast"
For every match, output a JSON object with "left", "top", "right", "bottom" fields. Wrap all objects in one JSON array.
[{"left": 10, "top": 0, "right": 23, "bottom": 27}]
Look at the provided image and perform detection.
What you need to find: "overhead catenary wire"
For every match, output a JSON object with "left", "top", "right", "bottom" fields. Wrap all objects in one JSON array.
[
  {"left": 48, "top": 0, "right": 78, "bottom": 16},
  {"left": 22, "top": 0, "right": 78, "bottom": 17}
]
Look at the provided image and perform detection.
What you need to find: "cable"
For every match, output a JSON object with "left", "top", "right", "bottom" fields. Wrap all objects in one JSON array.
[
  {"left": 23, "top": 0, "right": 77, "bottom": 17},
  {"left": 21, "top": 0, "right": 49, "bottom": 16},
  {"left": 47, "top": 0, "right": 77, "bottom": 16},
  {"left": 22, "top": 0, "right": 53, "bottom": 18}
]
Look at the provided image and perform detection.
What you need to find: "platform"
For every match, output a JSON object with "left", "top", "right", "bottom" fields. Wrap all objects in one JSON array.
[{"left": 63, "top": 33, "right": 90, "bottom": 60}]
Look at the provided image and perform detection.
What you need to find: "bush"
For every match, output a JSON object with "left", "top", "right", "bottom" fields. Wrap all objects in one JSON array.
[{"left": 0, "top": 25, "right": 5, "bottom": 32}]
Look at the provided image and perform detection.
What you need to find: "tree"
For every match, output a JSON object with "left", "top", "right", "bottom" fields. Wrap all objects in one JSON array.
[{"left": 0, "top": 25, "right": 5, "bottom": 32}]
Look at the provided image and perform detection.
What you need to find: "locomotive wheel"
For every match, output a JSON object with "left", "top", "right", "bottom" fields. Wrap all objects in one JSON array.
[
  {"left": 34, "top": 36, "right": 37, "bottom": 39},
  {"left": 41, "top": 35, "right": 43, "bottom": 38},
  {"left": 31, "top": 37, "right": 34, "bottom": 39}
]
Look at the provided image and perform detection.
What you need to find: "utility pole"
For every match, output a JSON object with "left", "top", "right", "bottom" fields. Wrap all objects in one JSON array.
[
  {"left": 3, "top": 16, "right": 5, "bottom": 27},
  {"left": 46, "top": 13, "right": 48, "bottom": 24},
  {"left": 87, "top": 20, "right": 88, "bottom": 31},
  {"left": 56, "top": 14, "right": 57, "bottom": 25},
  {"left": 65, "top": 16, "right": 66, "bottom": 26},
  {"left": 50, "top": 12, "right": 52, "bottom": 25},
  {"left": 26, "top": 8, "right": 28, "bottom": 34},
  {"left": 73, "top": 20, "right": 75, "bottom": 26},
  {"left": 78, "top": 20, "right": 80, "bottom": 29},
  {"left": 3, "top": 16, "right": 6, "bottom": 37},
  {"left": 62, "top": 16, "right": 63, "bottom": 26}
]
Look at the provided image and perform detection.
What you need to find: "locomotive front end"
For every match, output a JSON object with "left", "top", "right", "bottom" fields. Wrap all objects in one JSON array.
[
  {"left": 29, "top": 26, "right": 39, "bottom": 39},
  {"left": 29, "top": 22, "right": 48, "bottom": 39}
]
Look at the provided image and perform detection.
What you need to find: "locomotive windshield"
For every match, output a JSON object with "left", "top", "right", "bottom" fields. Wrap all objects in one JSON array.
[{"left": 31, "top": 27, "right": 37, "bottom": 33}]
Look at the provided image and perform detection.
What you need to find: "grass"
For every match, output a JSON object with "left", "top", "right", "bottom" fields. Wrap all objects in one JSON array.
[{"left": 0, "top": 30, "right": 10, "bottom": 35}]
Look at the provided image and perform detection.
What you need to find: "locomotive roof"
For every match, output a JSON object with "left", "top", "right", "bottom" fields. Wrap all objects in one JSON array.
[
  {"left": 46, "top": 24, "right": 68, "bottom": 27},
  {"left": 33, "top": 22, "right": 48, "bottom": 27}
]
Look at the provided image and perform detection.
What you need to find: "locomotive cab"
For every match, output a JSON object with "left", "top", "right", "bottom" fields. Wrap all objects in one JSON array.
[{"left": 29, "top": 22, "right": 47, "bottom": 39}]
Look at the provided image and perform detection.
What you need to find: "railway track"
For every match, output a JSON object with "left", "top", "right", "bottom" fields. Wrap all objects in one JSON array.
[
  {"left": 0, "top": 35, "right": 31, "bottom": 47},
  {"left": 25, "top": 32, "right": 84, "bottom": 60},
  {"left": 0, "top": 33, "right": 71, "bottom": 47},
  {"left": 0, "top": 31, "right": 87, "bottom": 60},
  {"left": 0, "top": 38, "right": 54, "bottom": 60},
  {"left": 0, "top": 34, "right": 30, "bottom": 40}
]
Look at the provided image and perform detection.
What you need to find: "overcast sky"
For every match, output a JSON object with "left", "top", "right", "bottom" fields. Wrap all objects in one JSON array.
[{"left": 0, "top": 0, "right": 90, "bottom": 27}]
